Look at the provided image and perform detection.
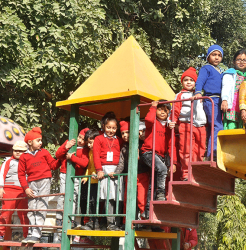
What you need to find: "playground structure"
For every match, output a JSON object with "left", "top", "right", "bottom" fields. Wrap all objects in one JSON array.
[{"left": 0, "top": 36, "right": 245, "bottom": 249}]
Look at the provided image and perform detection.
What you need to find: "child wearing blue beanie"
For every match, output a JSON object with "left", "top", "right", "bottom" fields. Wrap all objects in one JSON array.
[{"left": 194, "top": 44, "right": 224, "bottom": 161}]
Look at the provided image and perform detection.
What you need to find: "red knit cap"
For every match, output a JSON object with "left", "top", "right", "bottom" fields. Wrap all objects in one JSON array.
[
  {"left": 181, "top": 67, "right": 197, "bottom": 83},
  {"left": 24, "top": 127, "right": 42, "bottom": 143},
  {"left": 79, "top": 128, "right": 89, "bottom": 136},
  {"left": 120, "top": 121, "right": 130, "bottom": 133}
]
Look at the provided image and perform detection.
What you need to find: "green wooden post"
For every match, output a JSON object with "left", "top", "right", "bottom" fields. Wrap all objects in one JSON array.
[
  {"left": 61, "top": 104, "right": 79, "bottom": 250},
  {"left": 124, "top": 95, "right": 140, "bottom": 250},
  {"left": 111, "top": 237, "right": 120, "bottom": 249},
  {"left": 171, "top": 228, "right": 181, "bottom": 250}
]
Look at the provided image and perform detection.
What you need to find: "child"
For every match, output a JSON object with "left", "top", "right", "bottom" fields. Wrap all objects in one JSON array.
[
  {"left": 18, "top": 127, "right": 61, "bottom": 244},
  {"left": 140, "top": 100, "right": 177, "bottom": 209},
  {"left": 93, "top": 113, "right": 123, "bottom": 231},
  {"left": 170, "top": 67, "right": 206, "bottom": 180},
  {"left": 0, "top": 141, "right": 29, "bottom": 242},
  {"left": 113, "top": 121, "right": 149, "bottom": 225},
  {"left": 239, "top": 81, "right": 246, "bottom": 123},
  {"left": 56, "top": 128, "right": 89, "bottom": 228},
  {"left": 221, "top": 49, "right": 246, "bottom": 129},
  {"left": 194, "top": 44, "right": 224, "bottom": 160},
  {"left": 80, "top": 129, "right": 100, "bottom": 230}
]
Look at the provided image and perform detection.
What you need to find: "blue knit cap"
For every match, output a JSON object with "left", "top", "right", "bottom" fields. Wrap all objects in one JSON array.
[{"left": 206, "top": 45, "right": 223, "bottom": 61}]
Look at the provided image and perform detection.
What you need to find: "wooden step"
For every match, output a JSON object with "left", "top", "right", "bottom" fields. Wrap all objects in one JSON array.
[
  {"left": 151, "top": 203, "right": 199, "bottom": 228},
  {"left": 190, "top": 162, "right": 235, "bottom": 195},
  {"left": 166, "top": 183, "right": 217, "bottom": 212}
]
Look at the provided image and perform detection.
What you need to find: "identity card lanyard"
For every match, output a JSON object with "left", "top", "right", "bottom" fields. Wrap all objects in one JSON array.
[{"left": 106, "top": 137, "right": 114, "bottom": 162}]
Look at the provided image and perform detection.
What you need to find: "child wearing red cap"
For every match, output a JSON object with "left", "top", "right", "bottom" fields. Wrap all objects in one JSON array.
[
  {"left": 18, "top": 127, "right": 61, "bottom": 244},
  {"left": 0, "top": 141, "right": 29, "bottom": 242},
  {"left": 169, "top": 67, "right": 207, "bottom": 180},
  {"left": 55, "top": 128, "right": 89, "bottom": 229}
]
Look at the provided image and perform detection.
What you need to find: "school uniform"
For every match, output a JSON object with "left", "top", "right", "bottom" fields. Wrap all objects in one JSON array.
[
  {"left": 18, "top": 149, "right": 61, "bottom": 239},
  {"left": 0, "top": 157, "right": 29, "bottom": 238}
]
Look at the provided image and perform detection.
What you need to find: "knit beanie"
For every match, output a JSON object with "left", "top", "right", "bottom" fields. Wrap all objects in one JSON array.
[
  {"left": 181, "top": 67, "right": 198, "bottom": 83},
  {"left": 120, "top": 121, "right": 130, "bottom": 133},
  {"left": 139, "top": 121, "right": 146, "bottom": 131},
  {"left": 206, "top": 45, "right": 223, "bottom": 61},
  {"left": 79, "top": 128, "right": 89, "bottom": 136},
  {"left": 24, "top": 127, "right": 42, "bottom": 143}
]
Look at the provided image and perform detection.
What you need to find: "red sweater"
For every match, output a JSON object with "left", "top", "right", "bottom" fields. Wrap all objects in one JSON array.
[
  {"left": 141, "top": 106, "right": 176, "bottom": 161},
  {"left": 93, "top": 134, "right": 122, "bottom": 172},
  {"left": 55, "top": 140, "right": 89, "bottom": 175},
  {"left": 181, "top": 228, "right": 198, "bottom": 250},
  {"left": 18, "top": 149, "right": 61, "bottom": 190}
]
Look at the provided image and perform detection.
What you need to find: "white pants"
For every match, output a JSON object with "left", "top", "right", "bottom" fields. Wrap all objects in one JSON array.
[{"left": 27, "top": 178, "right": 51, "bottom": 238}]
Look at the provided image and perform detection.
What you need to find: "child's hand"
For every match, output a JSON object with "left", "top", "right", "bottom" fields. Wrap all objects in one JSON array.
[
  {"left": 193, "top": 93, "right": 202, "bottom": 102},
  {"left": 152, "top": 101, "right": 159, "bottom": 107},
  {"left": 108, "top": 172, "right": 115, "bottom": 178},
  {"left": 25, "top": 188, "right": 35, "bottom": 198},
  {"left": 66, "top": 152, "right": 75, "bottom": 160},
  {"left": 221, "top": 100, "right": 228, "bottom": 112},
  {"left": 169, "top": 121, "right": 176, "bottom": 129},
  {"left": 81, "top": 178, "right": 87, "bottom": 184},
  {"left": 92, "top": 174, "right": 97, "bottom": 179},
  {"left": 0, "top": 188, "right": 5, "bottom": 199},
  {"left": 65, "top": 139, "right": 76, "bottom": 150},
  {"left": 241, "top": 109, "right": 246, "bottom": 122},
  {"left": 97, "top": 171, "right": 104, "bottom": 180},
  {"left": 183, "top": 242, "right": 190, "bottom": 250}
]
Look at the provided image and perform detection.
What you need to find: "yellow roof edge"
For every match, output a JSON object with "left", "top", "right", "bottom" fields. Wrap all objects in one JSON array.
[{"left": 56, "top": 90, "right": 167, "bottom": 108}]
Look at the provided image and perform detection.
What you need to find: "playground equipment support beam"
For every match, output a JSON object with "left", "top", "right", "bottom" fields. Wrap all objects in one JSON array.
[
  {"left": 171, "top": 228, "right": 180, "bottom": 250},
  {"left": 61, "top": 104, "right": 79, "bottom": 250},
  {"left": 124, "top": 95, "right": 140, "bottom": 250}
]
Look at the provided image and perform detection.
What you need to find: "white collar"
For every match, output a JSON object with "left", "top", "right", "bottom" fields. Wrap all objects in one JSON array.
[
  {"left": 104, "top": 133, "right": 117, "bottom": 139},
  {"left": 157, "top": 119, "right": 167, "bottom": 126},
  {"left": 26, "top": 149, "right": 41, "bottom": 156}
]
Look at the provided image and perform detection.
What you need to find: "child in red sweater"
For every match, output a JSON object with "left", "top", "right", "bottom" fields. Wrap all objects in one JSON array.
[
  {"left": 140, "top": 101, "right": 176, "bottom": 218},
  {"left": 55, "top": 128, "right": 89, "bottom": 229},
  {"left": 0, "top": 141, "right": 29, "bottom": 242},
  {"left": 18, "top": 127, "right": 61, "bottom": 244},
  {"left": 93, "top": 113, "right": 123, "bottom": 231}
]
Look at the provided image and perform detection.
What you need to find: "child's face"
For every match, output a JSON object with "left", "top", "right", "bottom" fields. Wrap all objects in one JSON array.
[
  {"left": 87, "top": 138, "right": 94, "bottom": 149},
  {"left": 103, "top": 120, "right": 117, "bottom": 137},
  {"left": 77, "top": 134, "right": 85, "bottom": 147},
  {"left": 13, "top": 150, "right": 25, "bottom": 160},
  {"left": 156, "top": 106, "right": 169, "bottom": 121},
  {"left": 234, "top": 53, "right": 246, "bottom": 72},
  {"left": 208, "top": 50, "right": 222, "bottom": 66},
  {"left": 28, "top": 138, "right": 42, "bottom": 151},
  {"left": 121, "top": 130, "right": 129, "bottom": 142},
  {"left": 182, "top": 76, "right": 195, "bottom": 91},
  {"left": 139, "top": 130, "right": 145, "bottom": 141}
]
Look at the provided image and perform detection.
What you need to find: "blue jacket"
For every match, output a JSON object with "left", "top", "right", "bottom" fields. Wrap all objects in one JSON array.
[
  {"left": 195, "top": 64, "right": 223, "bottom": 96},
  {"left": 221, "top": 68, "right": 237, "bottom": 109}
]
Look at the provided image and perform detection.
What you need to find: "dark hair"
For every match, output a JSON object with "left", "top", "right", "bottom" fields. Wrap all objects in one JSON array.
[
  {"left": 233, "top": 49, "right": 246, "bottom": 62},
  {"left": 84, "top": 129, "right": 100, "bottom": 142},
  {"left": 157, "top": 99, "right": 171, "bottom": 110},
  {"left": 102, "top": 112, "right": 118, "bottom": 127}
]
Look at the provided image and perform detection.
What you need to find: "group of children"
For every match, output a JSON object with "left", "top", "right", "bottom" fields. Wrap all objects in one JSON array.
[{"left": 0, "top": 45, "right": 246, "bottom": 248}]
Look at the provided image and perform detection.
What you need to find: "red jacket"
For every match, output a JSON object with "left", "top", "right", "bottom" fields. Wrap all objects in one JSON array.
[
  {"left": 141, "top": 106, "right": 176, "bottom": 162},
  {"left": 181, "top": 228, "right": 198, "bottom": 250},
  {"left": 55, "top": 140, "right": 89, "bottom": 175},
  {"left": 18, "top": 149, "right": 61, "bottom": 190},
  {"left": 93, "top": 134, "right": 122, "bottom": 172}
]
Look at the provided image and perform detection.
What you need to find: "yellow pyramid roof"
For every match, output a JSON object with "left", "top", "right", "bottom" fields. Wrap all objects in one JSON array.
[{"left": 56, "top": 36, "right": 175, "bottom": 120}]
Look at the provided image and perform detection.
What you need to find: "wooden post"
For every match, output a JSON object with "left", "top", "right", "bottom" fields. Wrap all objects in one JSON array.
[
  {"left": 171, "top": 228, "right": 180, "bottom": 250},
  {"left": 124, "top": 95, "right": 140, "bottom": 250},
  {"left": 61, "top": 104, "right": 79, "bottom": 250}
]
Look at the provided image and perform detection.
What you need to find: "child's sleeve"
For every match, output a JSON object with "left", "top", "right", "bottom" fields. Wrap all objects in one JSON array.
[
  {"left": 70, "top": 148, "right": 89, "bottom": 169},
  {"left": 239, "top": 81, "right": 246, "bottom": 110},
  {"left": 221, "top": 73, "right": 233, "bottom": 102},
  {"left": 55, "top": 140, "right": 68, "bottom": 160},
  {"left": 0, "top": 159, "right": 8, "bottom": 188},
  {"left": 187, "top": 229, "right": 198, "bottom": 248},
  {"left": 194, "top": 67, "right": 208, "bottom": 95},
  {"left": 170, "top": 93, "right": 182, "bottom": 123},
  {"left": 115, "top": 147, "right": 126, "bottom": 174},
  {"left": 82, "top": 167, "right": 89, "bottom": 182},
  {"left": 44, "top": 149, "right": 62, "bottom": 170},
  {"left": 18, "top": 156, "right": 29, "bottom": 190},
  {"left": 145, "top": 106, "right": 157, "bottom": 127},
  {"left": 93, "top": 137, "right": 103, "bottom": 172}
]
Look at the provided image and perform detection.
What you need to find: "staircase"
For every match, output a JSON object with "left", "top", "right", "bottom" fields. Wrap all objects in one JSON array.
[{"left": 134, "top": 161, "right": 235, "bottom": 229}]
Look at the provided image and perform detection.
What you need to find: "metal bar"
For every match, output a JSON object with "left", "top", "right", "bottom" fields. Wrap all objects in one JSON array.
[
  {"left": 96, "top": 179, "right": 100, "bottom": 215},
  {"left": 210, "top": 97, "right": 215, "bottom": 161},
  {"left": 86, "top": 176, "right": 91, "bottom": 214},
  {"left": 68, "top": 214, "right": 125, "bottom": 217},
  {"left": 169, "top": 102, "right": 175, "bottom": 183},
  {"left": 0, "top": 241, "right": 61, "bottom": 248},
  {"left": 116, "top": 174, "right": 120, "bottom": 215},
  {"left": 124, "top": 95, "right": 140, "bottom": 250},
  {"left": 0, "top": 224, "right": 62, "bottom": 228},
  {"left": 0, "top": 193, "right": 65, "bottom": 201},
  {"left": 0, "top": 209, "right": 63, "bottom": 212},
  {"left": 105, "top": 176, "right": 110, "bottom": 215},
  {"left": 77, "top": 177, "right": 82, "bottom": 215},
  {"left": 171, "top": 228, "right": 180, "bottom": 250},
  {"left": 188, "top": 100, "right": 194, "bottom": 181},
  {"left": 61, "top": 104, "right": 79, "bottom": 250}
]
